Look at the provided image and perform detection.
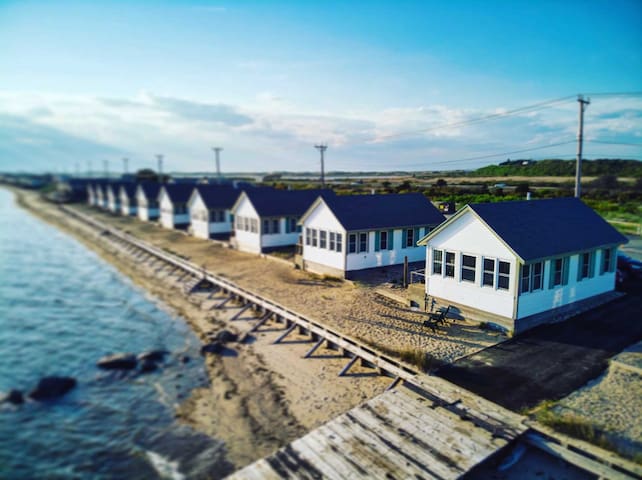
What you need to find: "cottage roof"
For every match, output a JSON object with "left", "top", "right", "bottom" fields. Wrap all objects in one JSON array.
[
  {"left": 159, "top": 184, "right": 194, "bottom": 204},
  {"left": 194, "top": 184, "right": 242, "bottom": 209},
  {"left": 138, "top": 182, "right": 161, "bottom": 199},
  {"left": 421, "top": 197, "right": 628, "bottom": 262},
  {"left": 236, "top": 188, "right": 335, "bottom": 217},
  {"left": 317, "top": 193, "right": 445, "bottom": 231},
  {"left": 120, "top": 183, "right": 138, "bottom": 198}
]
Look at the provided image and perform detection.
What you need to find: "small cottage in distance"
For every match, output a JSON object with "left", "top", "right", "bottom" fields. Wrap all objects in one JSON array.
[
  {"left": 187, "top": 184, "right": 241, "bottom": 239},
  {"left": 158, "top": 184, "right": 194, "bottom": 229},
  {"left": 119, "top": 183, "right": 138, "bottom": 216},
  {"left": 298, "top": 193, "right": 445, "bottom": 278},
  {"left": 136, "top": 183, "right": 162, "bottom": 221},
  {"left": 418, "top": 197, "right": 628, "bottom": 333},
  {"left": 231, "top": 188, "right": 333, "bottom": 254}
]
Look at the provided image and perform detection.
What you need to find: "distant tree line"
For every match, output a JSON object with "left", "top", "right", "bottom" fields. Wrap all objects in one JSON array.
[{"left": 471, "top": 159, "right": 642, "bottom": 178}]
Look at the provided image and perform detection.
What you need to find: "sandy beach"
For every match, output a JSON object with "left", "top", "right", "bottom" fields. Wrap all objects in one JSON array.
[{"left": 12, "top": 190, "right": 503, "bottom": 470}]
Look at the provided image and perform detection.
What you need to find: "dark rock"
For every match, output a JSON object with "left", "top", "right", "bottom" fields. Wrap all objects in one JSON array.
[
  {"left": 180, "top": 355, "right": 190, "bottom": 364},
  {"left": 29, "top": 376, "right": 76, "bottom": 401},
  {"left": 215, "top": 329, "right": 238, "bottom": 343},
  {"left": 97, "top": 353, "right": 138, "bottom": 370},
  {"left": 139, "top": 359, "right": 158, "bottom": 373},
  {"left": 200, "top": 341, "right": 224, "bottom": 355},
  {"left": 137, "top": 350, "right": 169, "bottom": 363},
  {"left": 5, "top": 389, "right": 24, "bottom": 405}
]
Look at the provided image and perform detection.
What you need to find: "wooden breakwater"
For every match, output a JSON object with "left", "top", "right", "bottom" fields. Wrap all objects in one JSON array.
[{"left": 59, "top": 204, "right": 642, "bottom": 480}]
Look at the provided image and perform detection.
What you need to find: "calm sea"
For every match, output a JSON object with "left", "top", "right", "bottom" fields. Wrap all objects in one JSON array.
[{"left": 0, "top": 188, "right": 233, "bottom": 479}]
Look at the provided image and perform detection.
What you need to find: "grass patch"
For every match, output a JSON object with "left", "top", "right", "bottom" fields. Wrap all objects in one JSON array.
[{"left": 358, "top": 338, "right": 445, "bottom": 372}]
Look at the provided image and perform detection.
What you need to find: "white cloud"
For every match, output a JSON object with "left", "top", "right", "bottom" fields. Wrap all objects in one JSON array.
[{"left": 0, "top": 91, "right": 639, "bottom": 173}]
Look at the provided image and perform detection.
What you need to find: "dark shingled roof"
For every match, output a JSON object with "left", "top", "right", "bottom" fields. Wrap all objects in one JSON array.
[
  {"left": 159, "top": 183, "right": 194, "bottom": 203},
  {"left": 194, "top": 184, "right": 242, "bottom": 209},
  {"left": 243, "top": 189, "right": 335, "bottom": 217},
  {"left": 138, "top": 182, "right": 161, "bottom": 199},
  {"left": 322, "top": 193, "right": 445, "bottom": 231},
  {"left": 469, "top": 197, "right": 628, "bottom": 261},
  {"left": 120, "top": 183, "right": 138, "bottom": 198}
]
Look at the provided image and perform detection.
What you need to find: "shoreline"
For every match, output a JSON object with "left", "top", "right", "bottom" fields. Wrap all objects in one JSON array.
[{"left": 10, "top": 188, "right": 392, "bottom": 471}]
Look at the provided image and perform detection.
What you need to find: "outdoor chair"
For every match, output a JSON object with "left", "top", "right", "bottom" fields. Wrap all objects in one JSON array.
[{"left": 429, "top": 305, "right": 451, "bottom": 325}]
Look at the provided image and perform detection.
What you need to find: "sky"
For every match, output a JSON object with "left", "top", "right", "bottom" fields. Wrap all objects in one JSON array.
[{"left": 1, "top": 0, "right": 641, "bottom": 174}]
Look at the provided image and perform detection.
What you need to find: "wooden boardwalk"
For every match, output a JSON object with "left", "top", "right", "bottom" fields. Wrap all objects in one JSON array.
[
  {"left": 60, "top": 205, "right": 642, "bottom": 480},
  {"left": 228, "top": 386, "right": 522, "bottom": 479}
]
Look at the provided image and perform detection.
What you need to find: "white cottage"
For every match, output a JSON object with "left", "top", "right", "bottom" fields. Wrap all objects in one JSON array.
[
  {"left": 87, "top": 181, "right": 107, "bottom": 207},
  {"left": 119, "top": 183, "right": 138, "bottom": 216},
  {"left": 106, "top": 182, "right": 130, "bottom": 213},
  {"left": 187, "top": 184, "right": 240, "bottom": 240},
  {"left": 231, "top": 189, "right": 331, "bottom": 254},
  {"left": 299, "top": 193, "right": 445, "bottom": 278},
  {"left": 418, "top": 197, "right": 628, "bottom": 333},
  {"left": 136, "top": 183, "right": 162, "bottom": 221},
  {"left": 158, "top": 184, "right": 194, "bottom": 230},
  {"left": 95, "top": 183, "right": 109, "bottom": 209}
]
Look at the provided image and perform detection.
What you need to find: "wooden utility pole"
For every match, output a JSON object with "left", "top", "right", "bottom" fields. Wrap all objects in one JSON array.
[
  {"left": 575, "top": 95, "right": 590, "bottom": 198},
  {"left": 212, "top": 147, "right": 223, "bottom": 180},
  {"left": 314, "top": 144, "right": 327, "bottom": 188}
]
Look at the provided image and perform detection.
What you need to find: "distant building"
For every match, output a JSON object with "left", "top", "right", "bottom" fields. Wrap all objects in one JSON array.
[
  {"left": 136, "top": 183, "right": 161, "bottom": 221},
  {"left": 119, "top": 183, "right": 138, "bottom": 216},
  {"left": 158, "top": 184, "right": 194, "bottom": 230},
  {"left": 299, "top": 193, "right": 445, "bottom": 278},
  {"left": 106, "top": 182, "right": 131, "bottom": 213},
  {"left": 187, "top": 184, "right": 241, "bottom": 239},
  {"left": 231, "top": 189, "right": 332, "bottom": 254},
  {"left": 418, "top": 197, "right": 628, "bottom": 333}
]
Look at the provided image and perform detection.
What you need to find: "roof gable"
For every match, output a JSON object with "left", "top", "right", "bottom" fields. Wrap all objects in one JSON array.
[
  {"left": 319, "top": 193, "right": 445, "bottom": 231},
  {"left": 159, "top": 184, "right": 194, "bottom": 204},
  {"left": 236, "top": 188, "right": 335, "bottom": 217},
  {"left": 137, "top": 182, "right": 161, "bottom": 199},
  {"left": 193, "top": 184, "right": 242, "bottom": 209}
]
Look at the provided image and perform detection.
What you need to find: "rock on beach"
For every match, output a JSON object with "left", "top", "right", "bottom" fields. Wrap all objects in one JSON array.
[
  {"left": 29, "top": 376, "right": 77, "bottom": 401},
  {"left": 97, "top": 353, "right": 138, "bottom": 370}
]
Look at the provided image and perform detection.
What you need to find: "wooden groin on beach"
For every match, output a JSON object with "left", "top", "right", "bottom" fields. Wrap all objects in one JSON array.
[{"left": 59, "top": 204, "right": 642, "bottom": 480}]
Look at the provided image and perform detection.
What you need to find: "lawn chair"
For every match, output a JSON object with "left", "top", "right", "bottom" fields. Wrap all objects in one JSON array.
[{"left": 429, "top": 305, "right": 451, "bottom": 325}]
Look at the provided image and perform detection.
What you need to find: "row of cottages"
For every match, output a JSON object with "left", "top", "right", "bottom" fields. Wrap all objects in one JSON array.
[
  {"left": 158, "top": 184, "right": 194, "bottom": 229},
  {"left": 230, "top": 189, "right": 333, "bottom": 254},
  {"left": 187, "top": 184, "right": 240, "bottom": 239},
  {"left": 298, "top": 193, "right": 445, "bottom": 278},
  {"left": 119, "top": 183, "right": 138, "bottom": 216},
  {"left": 418, "top": 197, "right": 628, "bottom": 333}
]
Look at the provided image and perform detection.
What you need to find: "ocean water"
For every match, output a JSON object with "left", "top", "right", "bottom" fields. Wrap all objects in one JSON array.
[{"left": 0, "top": 189, "right": 233, "bottom": 479}]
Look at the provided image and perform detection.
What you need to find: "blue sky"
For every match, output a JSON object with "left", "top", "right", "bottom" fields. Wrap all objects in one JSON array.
[{"left": 1, "top": 0, "right": 640, "bottom": 173}]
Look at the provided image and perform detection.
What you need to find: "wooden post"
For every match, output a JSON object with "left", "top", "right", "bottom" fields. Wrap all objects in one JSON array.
[{"left": 403, "top": 256, "right": 408, "bottom": 289}]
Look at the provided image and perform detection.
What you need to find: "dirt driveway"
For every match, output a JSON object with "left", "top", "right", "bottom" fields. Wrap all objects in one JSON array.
[{"left": 436, "top": 285, "right": 642, "bottom": 411}]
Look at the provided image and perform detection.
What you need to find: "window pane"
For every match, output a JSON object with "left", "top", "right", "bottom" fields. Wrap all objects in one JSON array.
[
  {"left": 498, "top": 275, "right": 509, "bottom": 290},
  {"left": 499, "top": 261, "right": 510, "bottom": 275},
  {"left": 359, "top": 233, "right": 368, "bottom": 252},
  {"left": 320, "top": 230, "right": 327, "bottom": 249},
  {"left": 483, "top": 272, "right": 494, "bottom": 286},
  {"left": 406, "top": 229, "right": 414, "bottom": 247},
  {"left": 380, "top": 231, "right": 387, "bottom": 250},
  {"left": 463, "top": 255, "right": 476, "bottom": 268},
  {"left": 484, "top": 258, "right": 495, "bottom": 272},
  {"left": 348, "top": 234, "right": 356, "bottom": 253},
  {"left": 445, "top": 252, "right": 455, "bottom": 264},
  {"left": 336, "top": 234, "right": 342, "bottom": 252},
  {"left": 462, "top": 268, "right": 475, "bottom": 282}
]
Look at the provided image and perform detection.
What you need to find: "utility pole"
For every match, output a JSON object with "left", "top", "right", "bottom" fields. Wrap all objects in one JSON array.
[
  {"left": 123, "top": 157, "right": 129, "bottom": 175},
  {"left": 575, "top": 95, "right": 590, "bottom": 198},
  {"left": 314, "top": 144, "right": 328, "bottom": 188},
  {"left": 156, "top": 154, "right": 164, "bottom": 182},
  {"left": 212, "top": 147, "right": 223, "bottom": 180}
]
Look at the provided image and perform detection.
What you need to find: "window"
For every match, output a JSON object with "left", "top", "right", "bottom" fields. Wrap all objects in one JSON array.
[
  {"left": 601, "top": 248, "right": 615, "bottom": 274},
  {"left": 336, "top": 233, "right": 342, "bottom": 252},
  {"left": 251, "top": 218, "right": 258, "bottom": 233},
  {"left": 380, "top": 231, "right": 388, "bottom": 250},
  {"left": 311, "top": 229, "right": 318, "bottom": 247},
  {"left": 359, "top": 232, "right": 368, "bottom": 252},
  {"left": 289, "top": 218, "right": 297, "bottom": 234},
  {"left": 305, "top": 228, "right": 311, "bottom": 245},
  {"left": 272, "top": 219, "right": 280, "bottom": 234},
  {"left": 498, "top": 261, "right": 510, "bottom": 290},
  {"left": 483, "top": 258, "right": 495, "bottom": 287},
  {"left": 348, "top": 234, "right": 357, "bottom": 253},
  {"left": 578, "top": 252, "right": 594, "bottom": 281},
  {"left": 320, "top": 231, "right": 327, "bottom": 249},
  {"left": 432, "top": 249, "right": 443, "bottom": 275},
  {"left": 520, "top": 262, "right": 543, "bottom": 293},
  {"left": 550, "top": 257, "right": 569, "bottom": 287},
  {"left": 405, "top": 229, "right": 414, "bottom": 248},
  {"left": 461, "top": 255, "right": 476, "bottom": 283},
  {"left": 329, "top": 232, "right": 335, "bottom": 250},
  {"left": 445, "top": 251, "right": 455, "bottom": 278}
]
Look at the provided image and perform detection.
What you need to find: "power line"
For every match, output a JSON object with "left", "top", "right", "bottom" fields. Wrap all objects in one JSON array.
[
  {"left": 588, "top": 140, "right": 642, "bottom": 147},
  {"left": 370, "top": 95, "right": 576, "bottom": 143},
  {"left": 583, "top": 91, "right": 642, "bottom": 97},
  {"left": 401, "top": 140, "right": 576, "bottom": 168}
]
